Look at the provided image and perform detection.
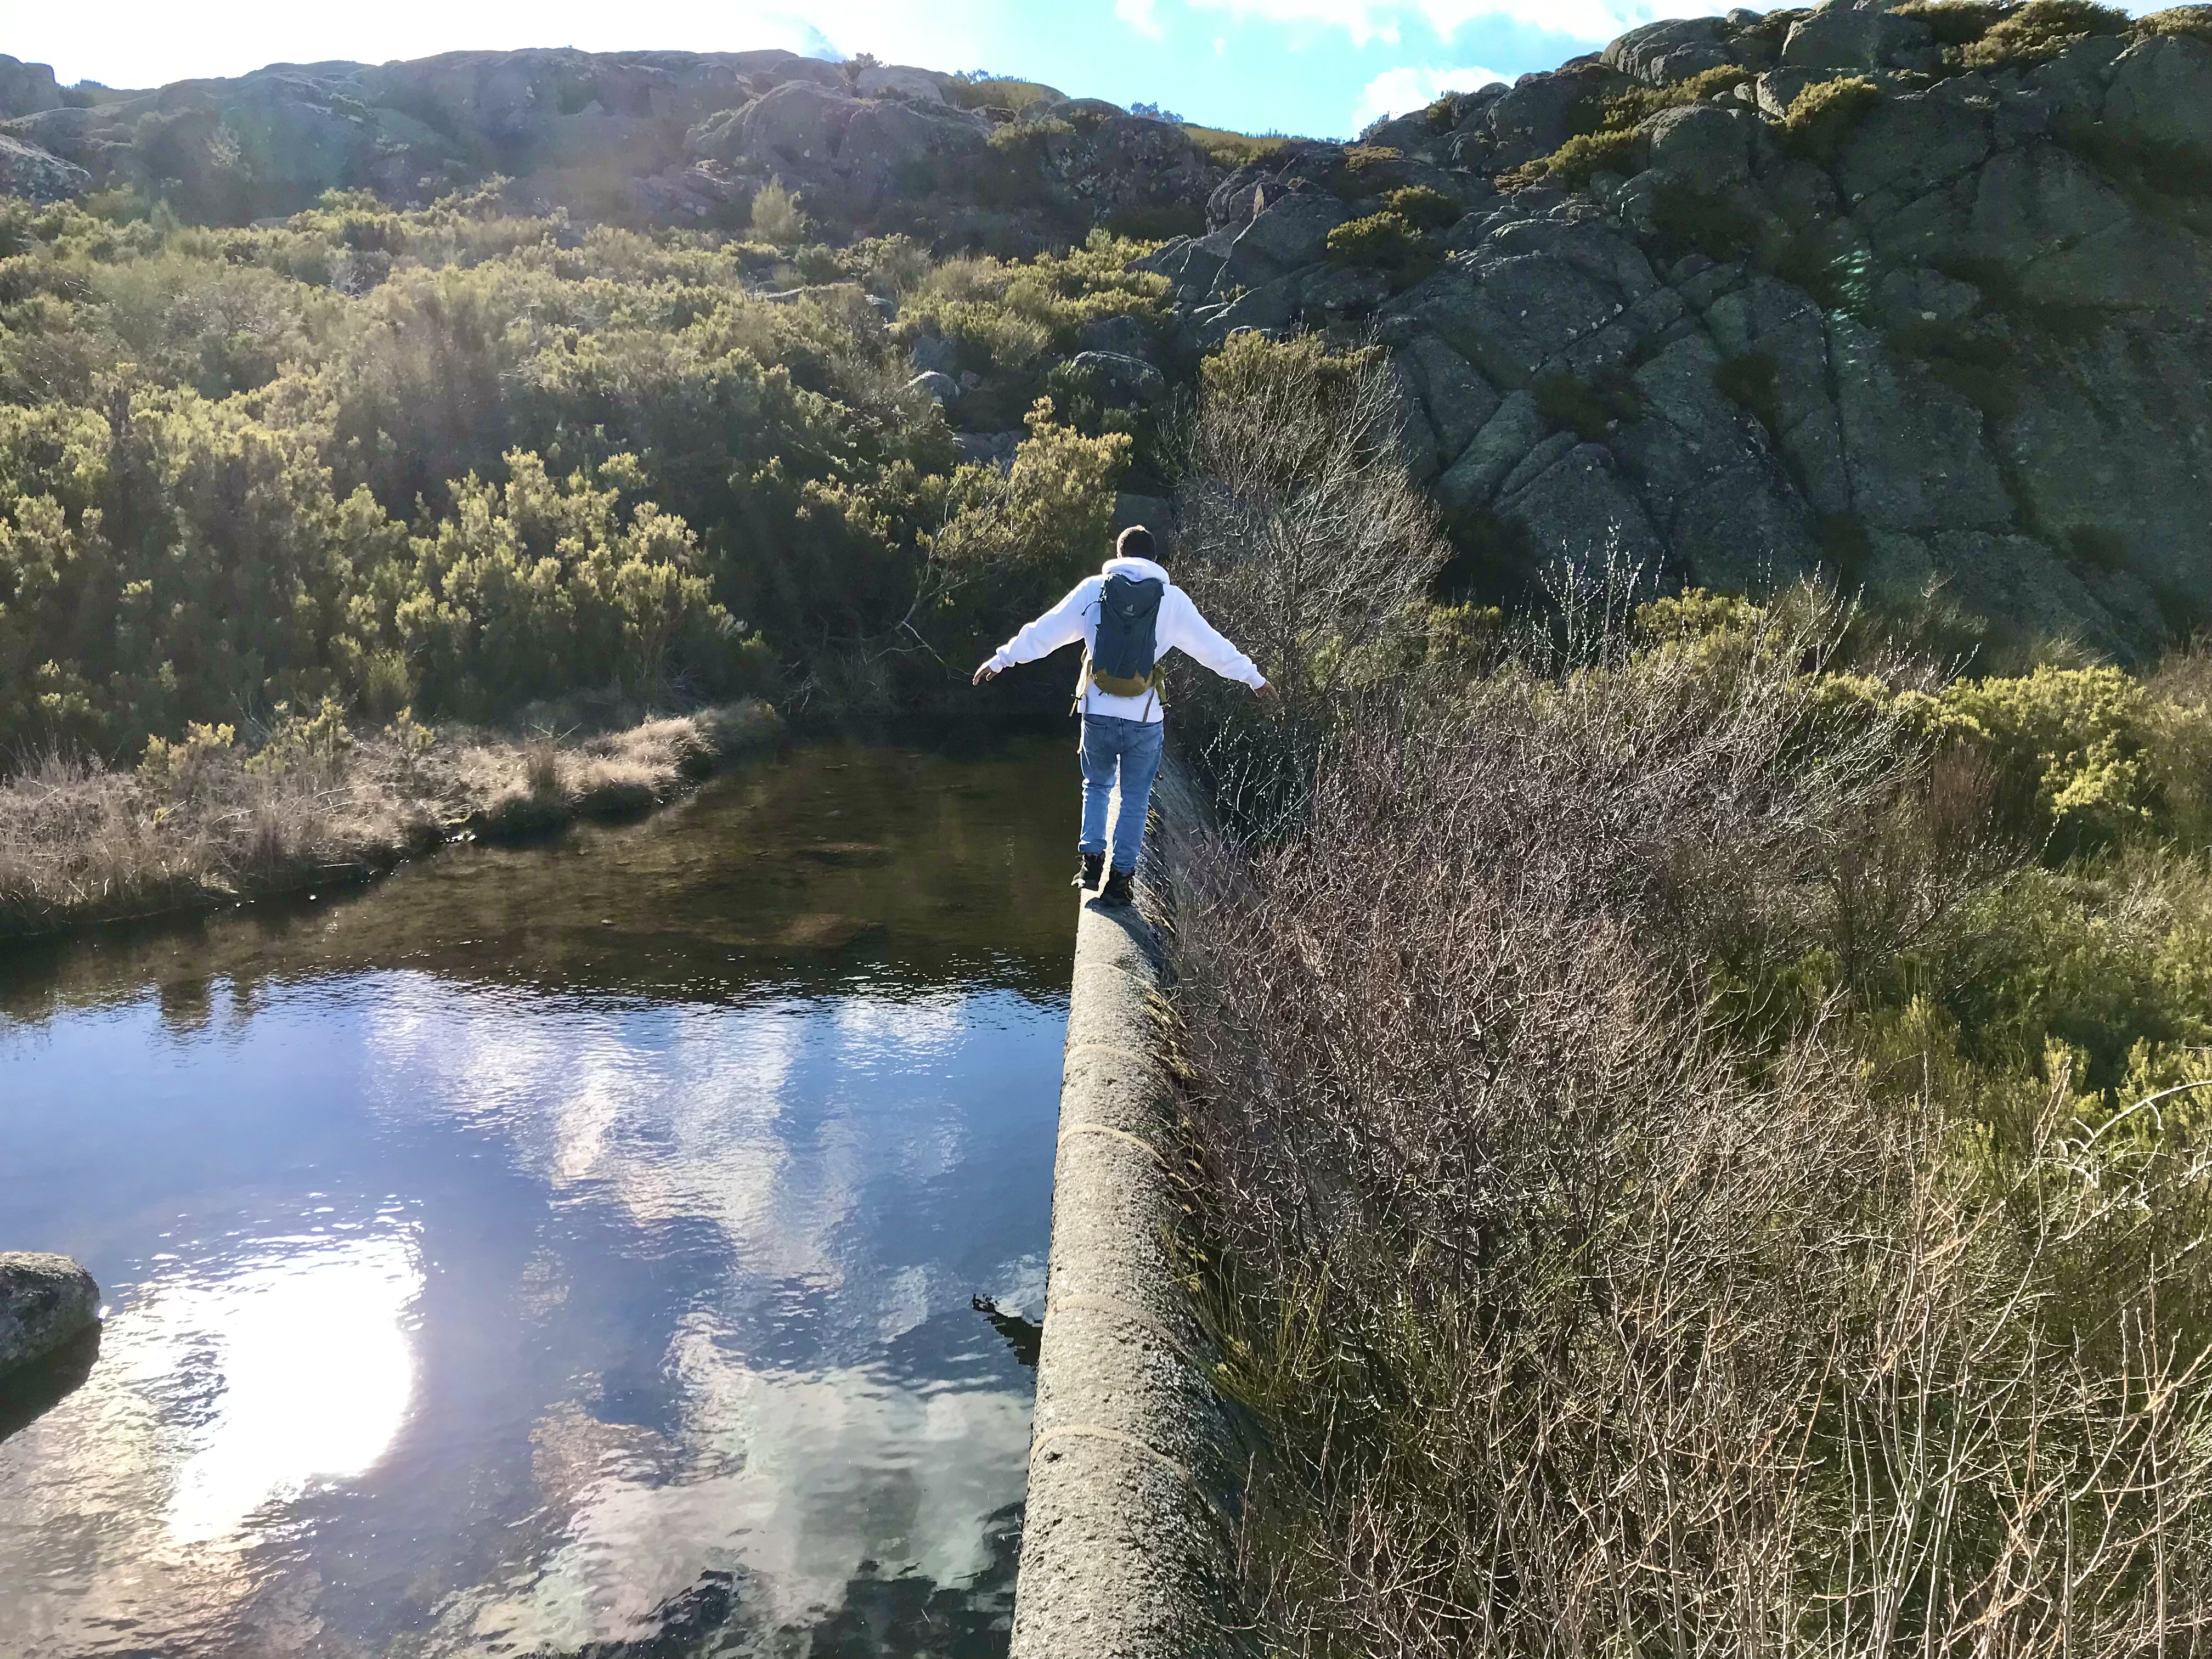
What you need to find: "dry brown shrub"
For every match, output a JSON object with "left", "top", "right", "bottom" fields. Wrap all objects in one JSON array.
[
  {"left": 522, "top": 735, "right": 563, "bottom": 799},
  {"left": 1173, "top": 331, "right": 1449, "bottom": 707},
  {"left": 1166, "top": 330, "right": 1452, "bottom": 842},
  {"left": 1163, "top": 579, "right": 2212, "bottom": 1654}
]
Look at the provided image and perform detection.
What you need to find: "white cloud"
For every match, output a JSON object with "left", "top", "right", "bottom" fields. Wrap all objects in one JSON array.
[
  {"left": 1116, "top": 0, "right": 1167, "bottom": 38},
  {"left": 1352, "top": 62, "right": 1508, "bottom": 131},
  {"left": 1186, "top": 0, "right": 1669, "bottom": 50}
]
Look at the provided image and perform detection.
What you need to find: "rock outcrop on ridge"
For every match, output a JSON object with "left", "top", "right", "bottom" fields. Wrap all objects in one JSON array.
[
  {"left": 0, "top": 48, "right": 1217, "bottom": 248},
  {"left": 1139, "top": 1, "right": 2212, "bottom": 656},
  {"left": 7, "top": 2, "right": 2212, "bottom": 652}
]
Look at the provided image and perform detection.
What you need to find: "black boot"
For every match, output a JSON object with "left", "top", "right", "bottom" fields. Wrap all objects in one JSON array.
[
  {"left": 1073, "top": 851, "right": 1104, "bottom": 891},
  {"left": 1100, "top": 867, "right": 1136, "bottom": 907}
]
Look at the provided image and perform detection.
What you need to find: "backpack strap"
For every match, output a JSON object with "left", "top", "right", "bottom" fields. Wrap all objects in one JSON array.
[{"left": 1073, "top": 592, "right": 1102, "bottom": 717}]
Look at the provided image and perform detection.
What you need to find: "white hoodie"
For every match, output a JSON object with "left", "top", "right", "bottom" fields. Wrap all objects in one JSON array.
[{"left": 985, "top": 556, "right": 1267, "bottom": 724}]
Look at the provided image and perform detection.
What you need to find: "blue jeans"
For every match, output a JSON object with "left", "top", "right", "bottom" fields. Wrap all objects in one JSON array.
[{"left": 1079, "top": 714, "right": 1165, "bottom": 873}]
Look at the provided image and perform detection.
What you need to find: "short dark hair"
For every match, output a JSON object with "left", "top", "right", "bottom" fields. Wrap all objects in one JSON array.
[{"left": 1116, "top": 524, "right": 1157, "bottom": 562}]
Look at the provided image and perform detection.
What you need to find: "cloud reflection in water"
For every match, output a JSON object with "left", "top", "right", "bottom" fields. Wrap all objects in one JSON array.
[{"left": 356, "top": 980, "right": 1040, "bottom": 1646}]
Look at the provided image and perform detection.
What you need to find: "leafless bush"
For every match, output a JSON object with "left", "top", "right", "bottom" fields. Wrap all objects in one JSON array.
[
  {"left": 1164, "top": 584, "right": 2212, "bottom": 1654},
  {"left": 1173, "top": 330, "right": 1450, "bottom": 706},
  {"left": 1168, "top": 331, "right": 1452, "bottom": 840}
]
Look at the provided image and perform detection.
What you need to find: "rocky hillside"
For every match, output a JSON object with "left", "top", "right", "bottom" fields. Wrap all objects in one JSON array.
[
  {"left": 0, "top": 49, "right": 1221, "bottom": 250},
  {"left": 6, "top": 1, "right": 2212, "bottom": 657},
  {"left": 1148, "top": 0, "right": 2212, "bottom": 659}
]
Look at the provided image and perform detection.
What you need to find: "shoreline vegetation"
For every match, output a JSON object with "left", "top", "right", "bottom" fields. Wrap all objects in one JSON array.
[
  {"left": 0, "top": 698, "right": 778, "bottom": 940},
  {"left": 1159, "top": 335, "right": 2212, "bottom": 1650}
]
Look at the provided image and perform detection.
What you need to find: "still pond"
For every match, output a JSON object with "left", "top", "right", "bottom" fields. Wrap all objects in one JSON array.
[{"left": 0, "top": 733, "right": 1077, "bottom": 1658}]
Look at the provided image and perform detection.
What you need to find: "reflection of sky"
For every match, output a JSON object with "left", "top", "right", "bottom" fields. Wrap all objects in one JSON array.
[{"left": 0, "top": 966, "right": 1060, "bottom": 1657}]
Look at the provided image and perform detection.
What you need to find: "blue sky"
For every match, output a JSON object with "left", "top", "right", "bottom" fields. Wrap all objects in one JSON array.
[{"left": 10, "top": 0, "right": 1715, "bottom": 139}]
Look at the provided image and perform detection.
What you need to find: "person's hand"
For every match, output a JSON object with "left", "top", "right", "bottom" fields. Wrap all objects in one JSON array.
[
  {"left": 972, "top": 661, "right": 1001, "bottom": 685},
  {"left": 1253, "top": 681, "right": 1280, "bottom": 704}
]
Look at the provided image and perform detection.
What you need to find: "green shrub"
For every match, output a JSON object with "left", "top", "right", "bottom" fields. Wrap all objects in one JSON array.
[
  {"left": 1379, "top": 185, "right": 1461, "bottom": 230},
  {"left": 1779, "top": 76, "right": 1883, "bottom": 160},
  {"left": 1500, "top": 65, "right": 1755, "bottom": 197},
  {"left": 2135, "top": 4, "right": 2212, "bottom": 42},
  {"left": 985, "top": 114, "right": 1074, "bottom": 152},
  {"left": 1342, "top": 144, "right": 1404, "bottom": 171},
  {"left": 943, "top": 76, "right": 1064, "bottom": 112},
  {"left": 1600, "top": 64, "right": 1754, "bottom": 132},
  {"left": 1498, "top": 127, "right": 1639, "bottom": 194},
  {"left": 139, "top": 720, "right": 237, "bottom": 797},
  {"left": 404, "top": 451, "right": 735, "bottom": 712},
  {"left": 894, "top": 232, "right": 1169, "bottom": 387},
  {"left": 747, "top": 177, "right": 808, "bottom": 247},
  {"left": 0, "top": 184, "right": 1193, "bottom": 757},
  {"left": 1893, "top": 0, "right": 2011, "bottom": 46},
  {"left": 1325, "top": 211, "right": 1426, "bottom": 264},
  {"left": 1961, "top": 0, "right": 2129, "bottom": 66},
  {"left": 1942, "top": 664, "right": 2162, "bottom": 849},
  {"left": 1186, "top": 126, "right": 1291, "bottom": 169},
  {"left": 246, "top": 696, "right": 353, "bottom": 779},
  {"left": 923, "top": 398, "right": 1129, "bottom": 654},
  {"left": 1928, "top": 857, "right": 2212, "bottom": 1089}
]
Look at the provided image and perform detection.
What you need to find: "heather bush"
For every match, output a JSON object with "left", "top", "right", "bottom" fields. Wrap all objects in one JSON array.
[
  {"left": 1323, "top": 210, "right": 1425, "bottom": 263},
  {"left": 2136, "top": 4, "right": 2212, "bottom": 42},
  {"left": 1498, "top": 127, "right": 1638, "bottom": 192},
  {"left": 1499, "top": 65, "right": 1752, "bottom": 193},
  {"left": 1894, "top": 1, "right": 2015, "bottom": 46}
]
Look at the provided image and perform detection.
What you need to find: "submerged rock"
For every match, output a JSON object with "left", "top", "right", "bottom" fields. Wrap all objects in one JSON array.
[{"left": 0, "top": 1252, "right": 100, "bottom": 1376}]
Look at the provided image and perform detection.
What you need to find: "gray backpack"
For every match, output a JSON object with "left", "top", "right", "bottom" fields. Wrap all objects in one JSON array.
[{"left": 1077, "top": 573, "right": 1165, "bottom": 710}]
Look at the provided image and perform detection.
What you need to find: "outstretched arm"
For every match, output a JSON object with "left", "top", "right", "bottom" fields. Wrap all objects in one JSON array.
[
  {"left": 972, "top": 580, "right": 1095, "bottom": 685},
  {"left": 1163, "top": 589, "right": 1274, "bottom": 698}
]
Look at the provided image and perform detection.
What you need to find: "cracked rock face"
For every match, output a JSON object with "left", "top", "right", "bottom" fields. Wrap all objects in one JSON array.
[
  {"left": 0, "top": 1252, "right": 99, "bottom": 1376},
  {"left": 1143, "top": 3, "right": 2212, "bottom": 657}
]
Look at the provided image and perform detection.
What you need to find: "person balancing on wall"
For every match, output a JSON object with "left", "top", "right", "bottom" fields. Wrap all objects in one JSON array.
[{"left": 972, "top": 525, "right": 1275, "bottom": 909}]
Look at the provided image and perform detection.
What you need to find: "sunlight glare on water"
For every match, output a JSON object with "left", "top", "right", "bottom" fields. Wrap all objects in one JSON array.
[{"left": 156, "top": 1235, "right": 421, "bottom": 1545}]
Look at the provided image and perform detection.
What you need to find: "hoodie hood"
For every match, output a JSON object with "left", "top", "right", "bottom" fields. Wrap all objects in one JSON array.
[{"left": 1101, "top": 555, "right": 1172, "bottom": 586}]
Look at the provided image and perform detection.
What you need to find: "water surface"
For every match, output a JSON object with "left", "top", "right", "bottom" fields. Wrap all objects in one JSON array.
[{"left": 0, "top": 733, "right": 1078, "bottom": 1658}]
